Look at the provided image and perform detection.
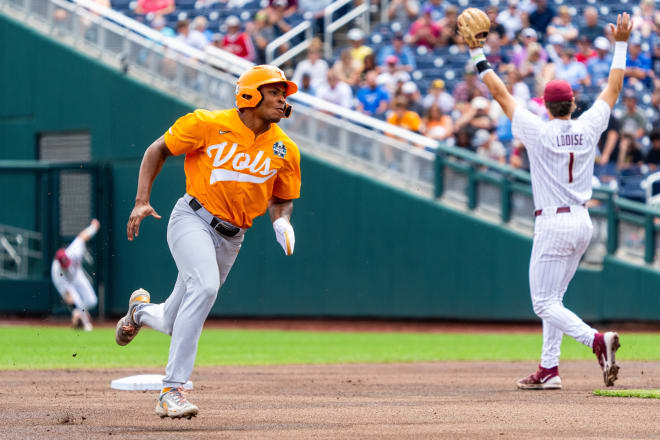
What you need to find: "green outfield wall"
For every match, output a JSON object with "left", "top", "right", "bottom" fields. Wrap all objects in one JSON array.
[{"left": 1, "top": 13, "right": 659, "bottom": 321}]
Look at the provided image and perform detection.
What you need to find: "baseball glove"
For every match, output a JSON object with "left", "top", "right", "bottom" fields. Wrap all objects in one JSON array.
[{"left": 457, "top": 8, "right": 491, "bottom": 49}]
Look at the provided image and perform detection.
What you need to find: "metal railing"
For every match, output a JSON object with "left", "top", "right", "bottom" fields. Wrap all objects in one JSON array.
[
  {"left": 0, "top": 224, "right": 42, "bottom": 279},
  {"left": 323, "top": 0, "right": 370, "bottom": 60},
  {"left": 265, "top": 20, "right": 313, "bottom": 66},
  {"left": 1, "top": 0, "right": 437, "bottom": 197},
  {"left": 4, "top": 0, "right": 660, "bottom": 270}
]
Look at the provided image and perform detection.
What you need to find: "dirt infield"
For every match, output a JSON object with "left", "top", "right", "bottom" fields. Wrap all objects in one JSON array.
[{"left": 4, "top": 361, "right": 660, "bottom": 439}]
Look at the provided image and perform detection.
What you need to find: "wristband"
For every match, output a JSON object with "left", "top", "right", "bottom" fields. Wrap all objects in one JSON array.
[
  {"left": 469, "top": 48, "right": 493, "bottom": 80},
  {"left": 611, "top": 42, "right": 627, "bottom": 70}
]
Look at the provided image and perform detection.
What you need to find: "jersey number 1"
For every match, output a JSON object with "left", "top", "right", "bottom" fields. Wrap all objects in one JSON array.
[{"left": 568, "top": 152, "right": 574, "bottom": 183}]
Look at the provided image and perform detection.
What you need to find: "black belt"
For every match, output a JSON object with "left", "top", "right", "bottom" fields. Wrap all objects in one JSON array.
[{"left": 188, "top": 198, "right": 240, "bottom": 237}]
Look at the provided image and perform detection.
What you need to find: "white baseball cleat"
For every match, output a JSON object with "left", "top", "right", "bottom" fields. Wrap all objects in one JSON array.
[
  {"left": 155, "top": 388, "right": 199, "bottom": 419},
  {"left": 115, "top": 288, "right": 150, "bottom": 346}
]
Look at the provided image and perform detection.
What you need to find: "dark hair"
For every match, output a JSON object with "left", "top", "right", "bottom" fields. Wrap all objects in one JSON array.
[{"left": 546, "top": 100, "right": 573, "bottom": 117}]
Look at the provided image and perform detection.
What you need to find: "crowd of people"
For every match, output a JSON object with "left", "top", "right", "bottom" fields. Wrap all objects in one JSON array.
[{"left": 126, "top": 0, "right": 660, "bottom": 188}]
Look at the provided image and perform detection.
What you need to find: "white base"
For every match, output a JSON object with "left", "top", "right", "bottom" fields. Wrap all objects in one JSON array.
[{"left": 110, "top": 374, "right": 193, "bottom": 391}]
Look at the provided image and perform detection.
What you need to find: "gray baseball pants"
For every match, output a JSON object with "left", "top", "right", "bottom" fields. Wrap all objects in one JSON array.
[{"left": 134, "top": 195, "right": 244, "bottom": 389}]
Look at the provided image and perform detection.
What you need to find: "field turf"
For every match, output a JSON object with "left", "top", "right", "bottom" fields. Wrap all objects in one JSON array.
[{"left": 2, "top": 326, "right": 660, "bottom": 370}]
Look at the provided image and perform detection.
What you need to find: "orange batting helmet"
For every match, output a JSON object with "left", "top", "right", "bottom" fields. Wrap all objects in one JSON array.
[{"left": 235, "top": 65, "right": 297, "bottom": 117}]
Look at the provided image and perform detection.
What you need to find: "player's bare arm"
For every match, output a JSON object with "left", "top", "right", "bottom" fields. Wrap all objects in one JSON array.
[
  {"left": 78, "top": 218, "right": 100, "bottom": 242},
  {"left": 127, "top": 135, "right": 172, "bottom": 241},
  {"left": 269, "top": 197, "right": 295, "bottom": 256},
  {"left": 457, "top": 8, "right": 517, "bottom": 120},
  {"left": 598, "top": 13, "right": 633, "bottom": 109}
]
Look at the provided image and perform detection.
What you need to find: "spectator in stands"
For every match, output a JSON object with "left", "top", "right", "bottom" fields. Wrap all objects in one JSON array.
[
  {"left": 175, "top": 19, "right": 196, "bottom": 49},
  {"left": 646, "top": 130, "right": 660, "bottom": 170},
  {"left": 584, "top": 38, "right": 611, "bottom": 90},
  {"left": 267, "top": 0, "right": 298, "bottom": 19},
  {"left": 347, "top": 28, "right": 373, "bottom": 71},
  {"left": 221, "top": 16, "right": 256, "bottom": 61},
  {"left": 190, "top": 16, "right": 211, "bottom": 49},
  {"left": 528, "top": 0, "right": 556, "bottom": 40},
  {"left": 552, "top": 47, "right": 590, "bottom": 89},
  {"left": 512, "top": 28, "right": 547, "bottom": 69},
  {"left": 632, "top": 0, "right": 660, "bottom": 38},
  {"left": 486, "top": 6, "right": 508, "bottom": 45},
  {"left": 423, "top": 0, "right": 446, "bottom": 22},
  {"left": 510, "top": 144, "right": 530, "bottom": 170},
  {"left": 474, "top": 129, "right": 507, "bottom": 163},
  {"left": 359, "top": 53, "right": 378, "bottom": 83},
  {"left": 400, "top": 81, "right": 424, "bottom": 115},
  {"left": 652, "top": 43, "right": 660, "bottom": 80},
  {"left": 408, "top": 6, "right": 442, "bottom": 49},
  {"left": 575, "top": 35, "right": 596, "bottom": 64},
  {"left": 596, "top": 114, "right": 621, "bottom": 167},
  {"left": 652, "top": 84, "right": 660, "bottom": 126},
  {"left": 438, "top": 5, "right": 461, "bottom": 47},
  {"left": 387, "top": 96, "right": 422, "bottom": 133},
  {"left": 497, "top": 0, "right": 524, "bottom": 42},
  {"left": 422, "top": 79, "right": 455, "bottom": 114},
  {"left": 423, "top": 105, "right": 453, "bottom": 141},
  {"left": 249, "top": 10, "right": 290, "bottom": 65},
  {"left": 546, "top": 6, "right": 578, "bottom": 43},
  {"left": 485, "top": 32, "right": 510, "bottom": 72},
  {"left": 520, "top": 43, "right": 553, "bottom": 97},
  {"left": 619, "top": 90, "right": 649, "bottom": 141},
  {"left": 453, "top": 67, "right": 489, "bottom": 105},
  {"left": 377, "top": 32, "right": 416, "bottom": 71},
  {"left": 298, "top": 73, "right": 315, "bottom": 95},
  {"left": 151, "top": 15, "right": 175, "bottom": 38},
  {"left": 579, "top": 7, "right": 603, "bottom": 42},
  {"left": 625, "top": 35, "right": 653, "bottom": 88},
  {"left": 315, "top": 70, "right": 354, "bottom": 109},
  {"left": 618, "top": 134, "right": 645, "bottom": 169},
  {"left": 356, "top": 70, "right": 390, "bottom": 119},
  {"left": 387, "top": 0, "right": 420, "bottom": 26},
  {"left": 454, "top": 96, "right": 494, "bottom": 144},
  {"left": 292, "top": 42, "right": 329, "bottom": 91},
  {"left": 377, "top": 56, "right": 411, "bottom": 95},
  {"left": 504, "top": 65, "right": 531, "bottom": 105},
  {"left": 545, "top": 33, "right": 565, "bottom": 64},
  {"left": 135, "top": 0, "right": 174, "bottom": 15},
  {"left": 332, "top": 48, "right": 361, "bottom": 87}
]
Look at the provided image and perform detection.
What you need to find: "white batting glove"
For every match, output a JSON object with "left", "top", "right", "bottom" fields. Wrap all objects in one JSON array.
[{"left": 273, "top": 217, "right": 295, "bottom": 256}]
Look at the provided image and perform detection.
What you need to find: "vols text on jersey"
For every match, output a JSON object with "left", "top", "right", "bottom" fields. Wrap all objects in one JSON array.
[{"left": 164, "top": 108, "right": 301, "bottom": 229}]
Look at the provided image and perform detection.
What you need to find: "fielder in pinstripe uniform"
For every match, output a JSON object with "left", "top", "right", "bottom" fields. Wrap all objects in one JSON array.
[{"left": 458, "top": 11, "right": 633, "bottom": 389}]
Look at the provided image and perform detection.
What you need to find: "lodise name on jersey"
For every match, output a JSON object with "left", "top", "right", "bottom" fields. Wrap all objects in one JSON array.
[{"left": 556, "top": 133, "right": 584, "bottom": 147}]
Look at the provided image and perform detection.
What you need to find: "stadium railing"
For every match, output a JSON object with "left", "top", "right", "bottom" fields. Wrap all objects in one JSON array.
[
  {"left": 3, "top": 0, "right": 660, "bottom": 269},
  {"left": 323, "top": 0, "right": 371, "bottom": 59}
]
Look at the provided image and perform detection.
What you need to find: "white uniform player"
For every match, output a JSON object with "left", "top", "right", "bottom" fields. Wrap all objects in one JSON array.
[
  {"left": 459, "top": 12, "right": 633, "bottom": 388},
  {"left": 51, "top": 219, "right": 100, "bottom": 331}
]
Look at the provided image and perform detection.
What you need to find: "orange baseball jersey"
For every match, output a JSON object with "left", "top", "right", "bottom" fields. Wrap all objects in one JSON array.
[{"left": 164, "top": 108, "right": 301, "bottom": 229}]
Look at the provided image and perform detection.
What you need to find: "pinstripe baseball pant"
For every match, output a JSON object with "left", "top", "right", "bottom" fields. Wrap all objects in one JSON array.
[
  {"left": 529, "top": 205, "right": 597, "bottom": 369},
  {"left": 134, "top": 196, "right": 244, "bottom": 388}
]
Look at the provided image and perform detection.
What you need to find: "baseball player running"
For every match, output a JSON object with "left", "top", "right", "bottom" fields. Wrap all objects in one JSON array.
[
  {"left": 115, "top": 65, "right": 301, "bottom": 419},
  {"left": 458, "top": 10, "right": 632, "bottom": 389},
  {"left": 51, "top": 219, "right": 100, "bottom": 331}
]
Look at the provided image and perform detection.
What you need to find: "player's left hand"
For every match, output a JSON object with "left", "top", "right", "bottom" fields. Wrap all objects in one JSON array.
[{"left": 273, "top": 217, "right": 295, "bottom": 256}]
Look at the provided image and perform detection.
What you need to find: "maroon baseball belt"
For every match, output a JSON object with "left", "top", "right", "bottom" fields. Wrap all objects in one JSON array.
[{"left": 534, "top": 204, "right": 586, "bottom": 217}]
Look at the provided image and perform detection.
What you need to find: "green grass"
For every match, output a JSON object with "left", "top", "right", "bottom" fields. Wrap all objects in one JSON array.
[
  {"left": 1, "top": 326, "right": 660, "bottom": 370},
  {"left": 593, "top": 389, "right": 660, "bottom": 399}
]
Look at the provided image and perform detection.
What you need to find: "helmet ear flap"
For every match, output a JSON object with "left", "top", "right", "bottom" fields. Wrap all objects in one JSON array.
[
  {"left": 236, "top": 87, "right": 262, "bottom": 108},
  {"left": 283, "top": 103, "right": 292, "bottom": 118}
]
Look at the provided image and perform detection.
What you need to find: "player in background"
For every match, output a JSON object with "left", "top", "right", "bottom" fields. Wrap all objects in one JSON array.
[
  {"left": 458, "top": 11, "right": 632, "bottom": 388},
  {"left": 51, "top": 219, "right": 100, "bottom": 331},
  {"left": 115, "top": 65, "right": 301, "bottom": 419}
]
